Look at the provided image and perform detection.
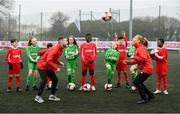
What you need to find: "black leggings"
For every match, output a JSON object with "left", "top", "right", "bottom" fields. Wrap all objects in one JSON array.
[
  {"left": 37, "top": 69, "right": 58, "bottom": 96},
  {"left": 133, "top": 72, "right": 153, "bottom": 100}
]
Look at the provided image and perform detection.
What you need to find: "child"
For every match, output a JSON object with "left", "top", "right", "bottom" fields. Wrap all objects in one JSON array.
[
  {"left": 5, "top": 39, "right": 23, "bottom": 92},
  {"left": 153, "top": 39, "right": 168, "bottom": 95},
  {"left": 115, "top": 31, "right": 130, "bottom": 88},
  {"left": 35, "top": 37, "right": 67, "bottom": 103},
  {"left": 64, "top": 35, "right": 79, "bottom": 84},
  {"left": 79, "top": 33, "right": 97, "bottom": 91},
  {"left": 105, "top": 42, "right": 119, "bottom": 85},
  {"left": 38, "top": 43, "right": 53, "bottom": 89},
  {"left": 127, "top": 46, "right": 138, "bottom": 91},
  {"left": 26, "top": 36, "right": 41, "bottom": 91}
]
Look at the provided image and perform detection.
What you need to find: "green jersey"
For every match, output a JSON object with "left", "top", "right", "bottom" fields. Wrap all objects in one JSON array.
[
  {"left": 127, "top": 46, "right": 135, "bottom": 57},
  {"left": 105, "top": 48, "right": 119, "bottom": 64},
  {"left": 27, "top": 45, "right": 41, "bottom": 62},
  {"left": 64, "top": 44, "right": 79, "bottom": 60}
]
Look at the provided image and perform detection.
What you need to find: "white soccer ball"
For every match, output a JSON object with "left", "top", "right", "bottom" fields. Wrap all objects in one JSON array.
[
  {"left": 67, "top": 83, "right": 76, "bottom": 91},
  {"left": 48, "top": 81, "right": 52, "bottom": 88},
  {"left": 83, "top": 83, "right": 91, "bottom": 92},
  {"left": 104, "top": 83, "right": 113, "bottom": 91},
  {"left": 131, "top": 86, "right": 137, "bottom": 91}
]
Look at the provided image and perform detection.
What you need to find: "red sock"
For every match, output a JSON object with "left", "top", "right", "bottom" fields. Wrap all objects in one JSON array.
[
  {"left": 157, "top": 75, "right": 161, "bottom": 90},
  {"left": 16, "top": 76, "right": 20, "bottom": 88},
  {"left": 81, "top": 76, "right": 85, "bottom": 86},
  {"left": 124, "top": 72, "right": 129, "bottom": 84},
  {"left": 117, "top": 71, "right": 121, "bottom": 84},
  {"left": 90, "top": 75, "right": 95, "bottom": 86},
  {"left": 8, "top": 77, "right": 13, "bottom": 88},
  {"left": 162, "top": 75, "right": 167, "bottom": 90}
]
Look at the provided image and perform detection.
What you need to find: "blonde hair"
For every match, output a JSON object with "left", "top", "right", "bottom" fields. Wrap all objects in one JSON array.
[
  {"left": 28, "top": 36, "right": 37, "bottom": 46},
  {"left": 135, "top": 35, "right": 149, "bottom": 48}
]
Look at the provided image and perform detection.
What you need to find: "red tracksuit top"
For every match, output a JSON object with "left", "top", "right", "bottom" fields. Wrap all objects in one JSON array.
[
  {"left": 80, "top": 42, "right": 97, "bottom": 63},
  {"left": 38, "top": 49, "right": 48, "bottom": 56},
  {"left": 5, "top": 47, "right": 22, "bottom": 63},
  {"left": 127, "top": 43, "right": 153, "bottom": 74},
  {"left": 37, "top": 44, "right": 64, "bottom": 71},
  {"left": 117, "top": 34, "right": 128, "bottom": 61},
  {"left": 155, "top": 47, "right": 168, "bottom": 74}
]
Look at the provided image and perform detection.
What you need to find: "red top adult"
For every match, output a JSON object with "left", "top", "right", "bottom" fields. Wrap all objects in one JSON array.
[
  {"left": 127, "top": 43, "right": 153, "bottom": 74},
  {"left": 37, "top": 44, "right": 64, "bottom": 71}
]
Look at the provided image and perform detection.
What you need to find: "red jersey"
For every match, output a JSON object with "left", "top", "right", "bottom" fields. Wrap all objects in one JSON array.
[
  {"left": 127, "top": 43, "right": 153, "bottom": 74},
  {"left": 117, "top": 34, "right": 128, "bottom": 61},
  {"left": 155, "top": 47, "right": 168, "bottom": 75},
  {"left": 80, "top": 42, "right": 97, "bottom": 63},
  {"left": 37, "top": 44, "right": 64, "bottom": 71},
  {"left": 5, "top": 47, "right": 22, "bottom": 63}
]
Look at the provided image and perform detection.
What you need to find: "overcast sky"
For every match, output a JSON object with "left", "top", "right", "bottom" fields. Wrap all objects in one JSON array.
[{"left": 13, "top": 0, "right": 180, "bottom": 27}]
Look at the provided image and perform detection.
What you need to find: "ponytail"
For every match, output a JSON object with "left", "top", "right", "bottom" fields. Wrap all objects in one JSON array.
[
  {"left": 28, "top": 36, "right": 36, "bottom": 46},
  {"left": 136, "top": 35, "right": 149, "bottom": 48}
]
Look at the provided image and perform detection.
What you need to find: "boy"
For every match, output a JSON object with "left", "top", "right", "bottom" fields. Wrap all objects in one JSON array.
[
  {"left": 153, "top": 39, "right": 168, "bottom": 95},
  {"left": 79, "top": 33, "right": 97, "bottom": 91},
  {"left": 5, "top": 39, "right": 23, "bottom": 92}
]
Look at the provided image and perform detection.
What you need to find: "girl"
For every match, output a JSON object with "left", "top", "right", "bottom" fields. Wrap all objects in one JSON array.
[
  {"left": 105, "top": 42, "right": 119, "bottom": 85},
  {"left": 152, "top": 39, "right": 168, "bottom": 95},
  {"left": 26, "top": 36, "right": 41, "bottom": 91},
  {"left": 125, "top": 35, "right": 154, "bottom": 104},
  {"left": 64, "top": 35, "right": 79, "bottom": 84}
]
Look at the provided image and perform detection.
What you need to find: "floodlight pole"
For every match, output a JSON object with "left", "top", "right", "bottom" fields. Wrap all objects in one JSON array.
[{"left": 129, "top": 0, "right": 133, "bottom": 41}]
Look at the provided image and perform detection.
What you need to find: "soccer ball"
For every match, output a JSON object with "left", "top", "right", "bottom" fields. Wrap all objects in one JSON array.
[
  {"left": 47, "top": 81, "right": 52, "bottom": 89},
  {"left": 150, "top": 49, "right": 159, "bottom": 60},
  {"left": 104, "top": 83, "right": 113, "bottom": 91},
  {"left": 131, "top": 86, "right": 137, "bottom": 91},
  {"left": 67, "top": 83, "right": 76, "bottom": 91},
  {"left": 83, "top": 83, "right": 91, "bottom": 92},
  {"left": 102, "top": 11, "right": 112, "bottom": 21}
]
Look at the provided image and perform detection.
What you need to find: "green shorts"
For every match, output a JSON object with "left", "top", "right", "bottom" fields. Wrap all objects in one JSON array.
[
  {"left": 66, "top": 59, "right": 77, "bottom": 69},
  {"left": 28, "top": 61, "right": 37, "bottom": 71}
]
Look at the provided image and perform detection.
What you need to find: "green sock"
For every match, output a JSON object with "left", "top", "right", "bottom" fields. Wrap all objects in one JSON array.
[
  {"left": 68, "top": 75, "right": 71, "bottom": 83},
  {"left": 71, "top": 74, "right": 75, "bottom": 83},
  {"left": 32, "top": 76, "right": 37, "bottom": 86},
  {"left": 26, "top": 75, "right": 32, "bottom": 85}
]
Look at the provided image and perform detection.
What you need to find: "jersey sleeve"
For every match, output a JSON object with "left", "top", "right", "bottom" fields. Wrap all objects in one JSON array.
[
  {"left": 133, "top": 48, "right": 147, "bottom": 63},
  {"left": 105, "top": 49, "right": 110, "bottom": 61},
  {"left": 80, "top": 44, "right": 86, "bottom": 62},
  {"left": 38, "top": 49, "right": 47, "bottom": 56},
  {"left": 92, "top": 44, "right": 97, "bottom": 60},
  {"left": 5, "top": 48, "right": 11, "bottom": 63},
  {"left": 122, "top": 34, "right": 128, "bottom": 47}
]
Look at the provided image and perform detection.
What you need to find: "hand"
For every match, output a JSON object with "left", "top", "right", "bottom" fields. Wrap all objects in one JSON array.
[
  {"left": 66, "top": 56, "right": 69, "bottom": 59},
  {"left": 90, "top": 59, "right": 94, "bottom": 63},
  {"left": 20, "top": 62, "right": 23, "bottom": 69},
  {"left": 56, "top": 68, "right": 60, "bottom": 72},
  {"left": 123, "top": 60, "right": 128, "bottom": 64},
  {"left": 59, "top": 62, "right": 64, "bottom": 67},
  {"left": 130, "top": 55, "right": 134, "bottom": 59},
  {"left": 8, "top": 62, "right": 13, "bottom": 69}
]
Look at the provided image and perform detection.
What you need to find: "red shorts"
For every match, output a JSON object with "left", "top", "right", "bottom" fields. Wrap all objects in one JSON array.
[
  {"left": 116, "top": 61, "right": 127, "bottom": 71},
  {"left": 81, "top": 61, "right": 95, "bottom": 70},
  {"left": 156, "top": 62, "right": 168, "bottom": 75},
  {"left": 8, "top": 63, "right": 21, "bottom": 75}
]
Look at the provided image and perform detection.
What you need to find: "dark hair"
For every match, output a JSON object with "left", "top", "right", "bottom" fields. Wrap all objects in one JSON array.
[
  {"left": 117, "top": 36, "right": 124, "bottom": 41},
  {"left": 10, "top": 39, "right": 18, "bottom": 43},
  {"left": 58, "top": 36, "right": 65, "bottom": 41},
  {"left": 85, "top": 33, "right": 92, "bottom": 38},
  {"left": 68, "top": 35, "right": 78, "bottom": 46},
  {"left": 47, "top": 43, "right": 53, "bottom": 48},
  {"left": 158, "top": 38, "right": 165, "bottom": 44}
]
